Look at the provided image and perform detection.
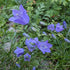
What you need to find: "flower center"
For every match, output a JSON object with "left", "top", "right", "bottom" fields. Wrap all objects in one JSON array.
[
  {"left": 41, "top": 45, "right": 48, "bottom": 49},
  {"left": 30, "top": 42, "right": 35, "bottom": 45},
  {"left": 25, "top": 56, "right": 29, "bottom": 59},
  {"left": 16, "top": 14, "right": 18, "bottom": 16}
]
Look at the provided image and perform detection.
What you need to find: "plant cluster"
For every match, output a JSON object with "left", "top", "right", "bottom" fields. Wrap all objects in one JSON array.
[{"left": 0, "top": 0, "right": 70, "bottom": 70}]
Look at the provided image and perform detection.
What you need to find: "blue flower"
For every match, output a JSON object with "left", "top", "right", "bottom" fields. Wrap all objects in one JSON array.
[
  {"left": 42, "top": 32, "right": 47, "bottom": 35},
  {"left": 51, "top": 34, "right": 56, "bottom": 39},
  {"left": 64, "top": 38, "right": 70, "bottom": 43},
  {"left": 32, "top": 66, "right": 36, "bottom": 70},
  {"left": 24, "top": 53, "right": 31, "bottom": 61},
  {"left": 55, "top": 23, "right": 64, "bottom": 32},
  {"left": 9, "top": 4, "right": 30, "bottom": 25},
  {"left": 16, "top": 62, "right": 20, "bottom": 68},
  {"left": 37, "top": 40, "right": 52, "bottom": 54},
  {"left": 14, "top": 47, "right": 24, "bottom": 57},
  {"left": 47, "top": 24, "right": 54, "bottom": 31},
  {"left": 25, "top": 37, "right": 38, "bottom": 52},
  {"left": 63, "top": 21, "right": 67, "bottom": 29},
  {"left": 23, "top": 33, "right": 30, "bottom": 38}
]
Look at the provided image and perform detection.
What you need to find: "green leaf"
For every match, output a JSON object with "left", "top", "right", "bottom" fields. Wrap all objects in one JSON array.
[
  {"left": 0, "top": 16, "right": 6, "bottom": 27},
  {"left": 31, "top": 60, "right": 39, "bottom": 67}
]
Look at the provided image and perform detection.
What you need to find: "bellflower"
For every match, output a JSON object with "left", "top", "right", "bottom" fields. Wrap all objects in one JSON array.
[
  {"left": 16, "top": 62, "right": 20, "bottom": 68},
  {"left": 51, "top": 34, "right": 56, "bottom": 39},
  {"left": 32, "top": 66, "right": 36, "bottom": 70},
  {"left": 14, "top": 47, "right": 24, "bottom": 57},
  {"left": 37, "top": 40, "right": 52, "bottom": 54},
  {"left": 55, "top": 23, "right": 64, "bottom": 32},
  {"left": 23, "top": 33, "right": 30, "bottom": 38},
  {"left": 24, "top": 53, "right": 31, "bottom": 61},
  {"left": 63, "top": 21, "right": 67, "bottom": 29},
  {"left": 47, "top": 24, "right": 54, "bottom": 31},
  {"left": 9, "top": 4, "right": 30, "bottom": 25},
  {"left": 25, "top": 37, "right": 38, "bottom": 52},
  {"left": 64, "top": 38, "right": 70, "bottom": 43},
  {"left": 42, "top": 32, "right": 47, "bottom": 35}
]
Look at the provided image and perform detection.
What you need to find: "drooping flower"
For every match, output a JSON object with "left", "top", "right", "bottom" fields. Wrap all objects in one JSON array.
[
  {"left": 32, "top": 66, "right": 36, "bottom": 70},
  {"left": 63, "top": 21, "right": 67, "bottom": 29},
  {"left": 42, "top": 32, "right": 47, "bottom": 35},
  {"left": 37, "top": 40, "right": 52, "bottom": 54},
  {"left": 24, "top": 53, "right": 31, "bottom": 61},
  {"left": 14, "top": 47, "right": 24, "bottom": 57},
  {"left": 47, "top": 24, "right": 54, "bottom": 31},
  {"left": 23, "top": 33, "right": 30, "bottom": 38},
  {"left": 64, "top": 38, "right": 70, "bottom": 43},
  {"left": 40, "top": 21, "right": 46, "bottom": 25},
  {"left": 51, "top": 34, "right": 56, "bottom": 39},
  {"left": 25, "top": 37, "right": 38, "bottom": 52},
  {"left": 9, "top": 4, "right": 30, "bottom": 25},
  {"left": 16, "top": 62, "right": 20, "bottom": 68},
  {"left": 55, "top": 23, "right": 64, "bottom": 32},
  {"left": 31, "top": 27, "right": 37, "bottom": 32}
]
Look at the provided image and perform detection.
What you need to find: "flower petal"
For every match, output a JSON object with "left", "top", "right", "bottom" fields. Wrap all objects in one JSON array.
[
  {"left": 19, "top": 4, "right": 27, "bottom": 13},
  {"left": 12, "top": 9, "right": 20, "bottom": 16},
  {"left": 9, "top": 17, "right": 16, "bottom": 21},
  {"left": 14, "top": 18, "right": 27, "bottom": 25}
]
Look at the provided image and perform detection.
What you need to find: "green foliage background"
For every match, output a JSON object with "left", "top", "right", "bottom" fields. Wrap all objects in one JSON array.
[{"left": 0, "top": 0, "right": 70, "bottom": 70}]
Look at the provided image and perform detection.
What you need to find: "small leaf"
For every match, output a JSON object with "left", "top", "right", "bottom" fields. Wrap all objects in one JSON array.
[{"left": 0, "top": 16, "right": 6, "bottom": 27}]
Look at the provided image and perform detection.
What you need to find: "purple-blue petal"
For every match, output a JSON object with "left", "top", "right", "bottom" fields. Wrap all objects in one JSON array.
[
  {"left": 9, "top": 17, "right": 16, "bottom": 21},
  {"left": 19, "top": 4, "right": 27, "bottom": 13},
  {"left": 55, "top": 23, "right": 64, "bottom": 32},
  {"left": 25, "top": 38, "right": 38, "bottom": 52},
  {"left": 23, "top": 33, "right": 30, "bottom": 38},
  {"left": 16, "top": 63, "right": 20, "bottom": 68},
  {"left": 32, "top": 67, "right": 36, "bottom": 70},
  {"left": 47, "top": 24, "right": 54, "bottom": 31},
  {"left": 63, "top": 21, "right": 67, "bottom": 29},
  {"left": 64, "top": 38, "right": 70, "bottom": 43},
  {"left": 14, "top": 18, "right": 27, "bottom": 25},
  {"left": 37, "top": 40, "right": 52, "bottom": 54},
  {"left": 51, "top": 34, "right": 56, "bottom": 39},
  {"left": 14, "top": 47, "right": 24, "bottom": 57},
  {"left": 24, "top": 53, "right": 31, "bottom": 61},
  {"left": 12, "top": 9, "right": 20, "bottom": 16},
  {"left": 9, "top": 4, "right": 30, "bottom": 25},
  {"left": 42, "top": 32, "right": 47, "bottom": 35}
]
